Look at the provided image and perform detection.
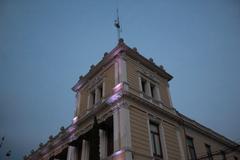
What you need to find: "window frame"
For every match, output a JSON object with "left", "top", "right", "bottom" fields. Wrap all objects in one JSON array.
[
  {"left": 150, "top": 82, "right": 156, "bottom": 99},
  {"left": 90, "top": 89, "right": 96, "bottom": 105},
  {"left": 205, "top": 143, "right": 213, "bottom": 160},
  {"left": 149, "top": 121, "right": 163, "bottom": 158},
  {"left": 220, "top": 150, "right": 226, "bottom": 160},
  {"left": 186, "top": 136, "right": 197, "bottom": 160},
  {"left": 140, "top": 75, "right": 160, "bottom": 101},
  {"left": 89, "top": 82, "right": 104, "bottom": 108},
  {"left": 141, "top": 77, "right": 147, "bottom": 94}
]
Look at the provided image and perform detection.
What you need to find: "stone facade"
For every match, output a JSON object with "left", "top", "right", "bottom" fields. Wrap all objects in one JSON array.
[{"left": 25, "top": 39, "right": 240, "bottom": 160}]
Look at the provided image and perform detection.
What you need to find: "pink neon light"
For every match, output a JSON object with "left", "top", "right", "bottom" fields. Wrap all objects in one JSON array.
[
  {"left": 107, "top": 93, "right": 122, "bottom": 104},
  {"left": 72, "top": 116, "right": 78, "bottom": 123},
  {"left": 113, "top": 83, "right": 123, "bottom": 92},
  {"left": 112, "top": 149, "right": 124, "bottom": 157}
]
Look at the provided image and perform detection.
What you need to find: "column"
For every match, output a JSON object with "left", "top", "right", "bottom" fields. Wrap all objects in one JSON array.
[
  {"left": 176, "top": 128, "right": 186, "bottom": 160},
  {"left": 146, "top": 81, "right": 151, "bottom": 97},
  {"left": 67, "top": 146, "right": 78, "bottom": 160},
  {"left": 166, "top": 84, "right": 173, "bottom": 107},
  {"left": 119, "top": 55, "right": 128, "bottom": 91},
  {"left": 99, "top": 129, "right": 107, "bottom": 159},
  {"left": 75, "top": 92, "right": 81, "bottom": 116},
  {"left": 81, "top": 140, "right": 89, "bottom": 160},
  {"left": 95, "top": 88, "right": 100, "bottom": 104},
  {"left": 113, "top": 103, "right": 132, "bottom": 160},
  {"left": 160, "top": 124, "right": 168, "bottom": 160},
  {"left": 87, "top": 94, "right": 91, "bottom": 110}
]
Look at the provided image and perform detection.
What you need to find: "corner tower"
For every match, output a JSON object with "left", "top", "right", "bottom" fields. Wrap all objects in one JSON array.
[{"left": 25, "top": 39, "right": 240, "bottom": 160}]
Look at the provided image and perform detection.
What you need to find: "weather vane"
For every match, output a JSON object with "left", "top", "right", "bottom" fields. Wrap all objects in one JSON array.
[{"left": 114, "top": 8, "right": 121, "bottom": 40}]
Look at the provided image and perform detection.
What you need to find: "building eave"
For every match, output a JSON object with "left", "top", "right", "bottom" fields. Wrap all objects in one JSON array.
[
  {"left": 124, "top": 48, "right": 173, "bottom": 81},
  {"left": 123, "top": 90, "right": 238, "bottom": 149},
  {"left": 177, "top": 111, "right": 239, "bottom": 148},
  {"left": 72, "top": 39, "right": 173, "bottom": 92},
  {"left": 72, "top": 40, "right": 125, "bottom": 92}
]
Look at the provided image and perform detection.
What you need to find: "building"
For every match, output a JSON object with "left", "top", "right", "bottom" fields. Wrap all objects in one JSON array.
[{"left": 25, "top": 39, "right": 240, "bottom": 160}]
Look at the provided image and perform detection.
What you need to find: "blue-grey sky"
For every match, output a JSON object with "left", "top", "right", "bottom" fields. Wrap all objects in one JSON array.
[{"left": 1, "top": 0, "right": 240, "bottom": 159}]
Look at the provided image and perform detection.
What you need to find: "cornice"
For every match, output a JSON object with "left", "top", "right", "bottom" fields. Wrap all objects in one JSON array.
[
  {"left": 72, "top": 39, "right": 173, "bottom": 92},
  {"left": 72, "top": 40, "right": 125, "bottom": 92},
  {"left": 122, "top": 91, "right": 239, "bottom": 149},
  {"left": 177, "top": 111, "right": 239, "bottom": 148},
  {"left": 124, "top": 48, "right": 173, "bottom": 81}
]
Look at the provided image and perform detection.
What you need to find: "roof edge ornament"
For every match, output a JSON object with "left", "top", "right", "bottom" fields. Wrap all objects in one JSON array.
[{"left": 118, "top": 38, "right": 124, "bottom": 44}]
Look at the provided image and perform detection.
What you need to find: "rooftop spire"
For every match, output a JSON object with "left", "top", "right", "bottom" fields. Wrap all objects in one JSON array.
[{"left": 114, "top": 8, "right": 121, "bottom": 41}]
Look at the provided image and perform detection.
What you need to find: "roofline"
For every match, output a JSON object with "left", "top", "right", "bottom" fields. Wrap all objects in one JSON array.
[
  {"left": 72, "top": 39, "right": 129, "bottom": 92},
  {"left": 124, "top": 47, "right": 173, "bottom": 81},
  {"left": 177, "top": 111, "right": 239, "bottom": 147},
  {"left": 72, "top": 39, "right": 173, "bottom": 92}
]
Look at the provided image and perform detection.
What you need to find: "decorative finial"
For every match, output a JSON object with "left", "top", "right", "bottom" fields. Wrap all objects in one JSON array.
[
  {"left": 104, "top": 52, "right": 108, "bottom": 57},
  {"left": 149, "top": 58, "right": 154, "bottom": 63},
  {"left": 114, "top": 9, "right": 122, "bottom": 41},
  {"left": 90, "top": 65, "right": 95, "bottom": 70},
  {"left": 60, "top": 126, "right": 65, "bottom": 132},
  {"left": 132, "top": 47, "right": 138, "bottom": 52},
  {"left": 49, "top": 135, "right": 53, "bottom": 141},
  {"left": 159, "top": 65, "right": 164, "bottom": 70},
  {"left": 79, "top": 75, "right": 83, "bottom": 80},
  {"left": 118, "top": 38, "right": 124, "bottom": 44},
  {"left": 23, "top": 155, "right": 28, "bottom": 160},
  {"left": 39, "top": 143, "right": 43, "bottom": 148}
]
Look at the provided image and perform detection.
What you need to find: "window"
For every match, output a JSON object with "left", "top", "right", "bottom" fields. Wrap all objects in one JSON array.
[
  {"left": 98, "top": 85, "right": 103, "bottom": 99},
  {"left": 186, "top": 136, "right": 197, "bottom": 160},
  {"left": 150, "top": 83, "right": 156, "bottom": 99},
  {"left": 205, "top": 144, "right": 213, "bottom": 160},
  {"left": 107, "top": 130, "right": 113, "bottom": 156},
  {"left": 141, "top": 78, "right": 147, "bottom": 94},
  {"left": 220, "top": 150, "right": 226, "bottom": 160},
  {"left": 90, "top": 90, "right": 96, "bottom": 105},
  {"left": 150, "top": 122, "right": 163, "bottom": 158},
  {"left": 140, "top": 76, "right": 161, "bottom": 102},
  {"left": 89, "top": 83, "right": 103, "bottom": 107}
]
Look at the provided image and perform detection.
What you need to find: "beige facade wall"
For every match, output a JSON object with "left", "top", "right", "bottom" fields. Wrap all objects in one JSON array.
[
  {"left": 127, "top": 98, "right": 240, "bottom": 160},
  {"left": 129, "top": 106, "right": 151, "bottom": 159},
  {"left": 185, "top": 127, "right": 240, "bottom": 160},
  {"left": 78, "top": 86, "right": 88, "bottom": 115},
  {"left": 163, "top": 121, "right": 181, "bottom": 160},
  {"left": 127, "top": 58, "right": 140, "bottom": 95},
  {"left": 77, "top": 63, "right": 115, "bottom": 117},
  {"left": 126, "top": 56, "right": 172, "bottom": 109},
  {"left": 129, "top": 103, "right": 183, "bottom": 160},
  {"left": 159, "top": 80, "right": 171, "bottom": 108},
  {"left": 103, "top": 63, "right": 115, "bottom": 98}
]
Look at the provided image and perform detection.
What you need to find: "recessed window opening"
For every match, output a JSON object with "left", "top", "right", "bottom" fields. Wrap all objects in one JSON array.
[
  {"left": 186, "top": 136, "right": 197, "bottom": 160},
  {"left": 141, "top": 78, "right": 147, "bottom": 94},
  {"left": 98, "top": 85, "right": 103, "bottom": 99},
  {"left": 150, "top": 83, "right": 156, "bottom": 98},
  {"left": 205, "top": 144, "right": 213, "bottom": 160},
  {"left": 150, "top": 122, "right": 163, "bottom": 158},
  {"left": 91, "top": 90, "right": 96, "bottom": 105}
]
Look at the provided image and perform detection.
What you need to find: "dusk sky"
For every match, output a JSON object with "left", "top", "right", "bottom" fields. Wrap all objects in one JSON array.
[{"left": 1, "top": 0, "right": 240, "bottom": 159}]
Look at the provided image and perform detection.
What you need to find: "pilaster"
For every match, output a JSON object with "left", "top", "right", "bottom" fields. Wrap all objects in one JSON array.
[
  {"left": 67, "top": 146, "right": 78, "bottom": 160},
  {"left": 81, "top": 140, "right": 89, "bottom": 160},
  {"left": 99, "top": 129, "right": 107, "bottom": 159},
  {"left": 113, "top": 102, "right": 132, "bottom": 160}
]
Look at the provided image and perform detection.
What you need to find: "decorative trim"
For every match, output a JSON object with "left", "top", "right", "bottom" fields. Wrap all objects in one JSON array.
[
  {"left": 81, "top": 140, "right": 89, "bottom": 160},
  {"left": 147, "top": 117, "right": 153, "bottom": 157},
  {"left": 99, "top": 129, "right": 107, "bottom": 159},
  {"left": 160, "top": 121, "right": 168, "bottom": 160},
  {"left": 176, "top": 128, "right": 186, "bottom": 160}
]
